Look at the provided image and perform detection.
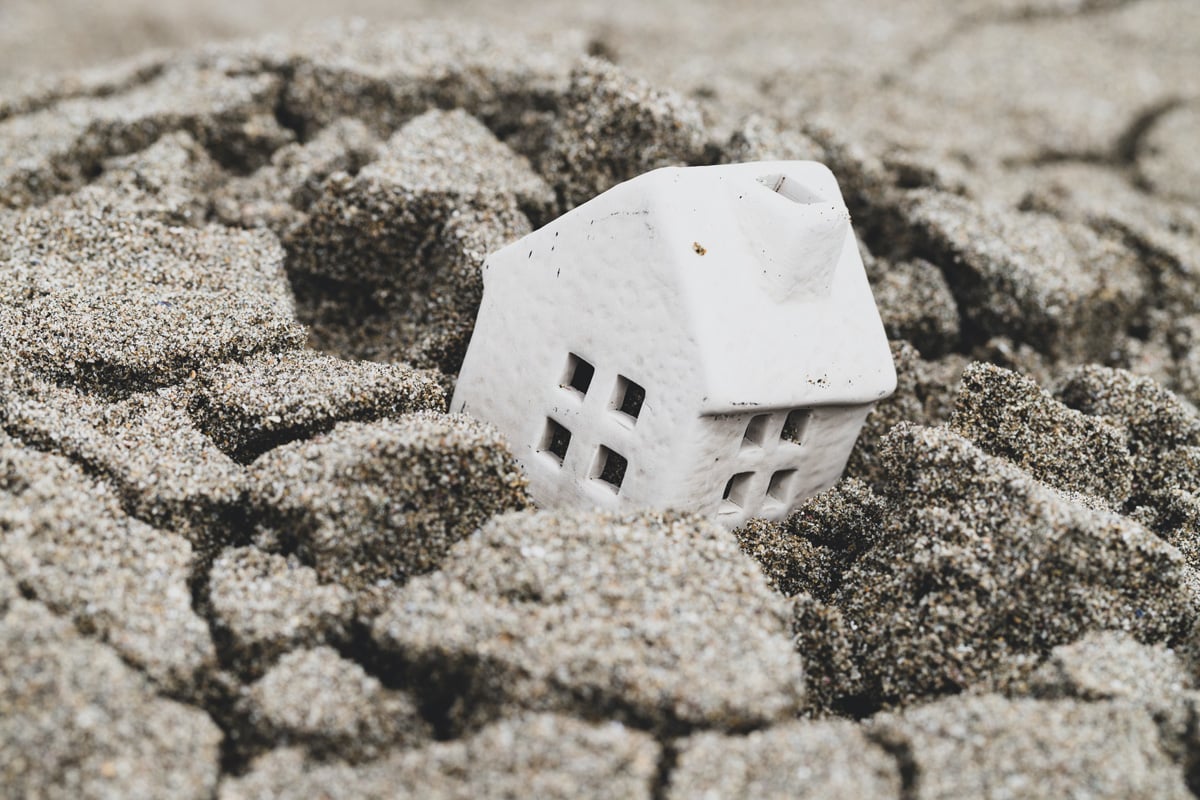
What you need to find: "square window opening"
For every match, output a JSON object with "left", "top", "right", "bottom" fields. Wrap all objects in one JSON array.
[
  {"left": 539, "top": 418, "right": 572, "bottom": 465},
  {"left": 591, "top": 446, "right": 628, "bottom": 492},
  {"left": 742, "top": 414, "right": 771, "bottom": 449},
  {"left": 561, "top": 353, "right": 595, "bottom": 396},
  {"left": 782, "top": 409, "right": 812, "bottom": 445},
  {"left": 610, "top": 375, "right": 646, "bottom": 421},
  {"left": 722, "top": 472, "right": 755, "bottom": 509},
  {"left": 767, "top": 469, "right": 797, "bottom": 504}
]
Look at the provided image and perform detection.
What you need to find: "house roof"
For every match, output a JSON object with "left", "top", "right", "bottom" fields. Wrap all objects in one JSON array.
[
  {"left": 642, "top": 162, "right": 895, "bottom": 413},
  {"left": 485, "top": 160, "right": 896, "bottom": 415}
]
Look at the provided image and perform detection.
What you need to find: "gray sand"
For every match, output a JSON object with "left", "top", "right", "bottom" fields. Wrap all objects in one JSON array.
[
  {"left": 220, "top": 713, "right": 660, "bottom": 800},
  {"left": 834, "top": 423, "right": 1195, "bottom": 705},
  {"left": 0, "top": 63, "right": 285, "bottom": 208},
  {"left": 238, "top": 646, "right": 431, "bottom": 762},
  {"left": 950, "top": 362, "right": 1133, "bottom": 505},
  {"left": 867, "top": 257, "right": 961, "bottom": 358},
  {"left": 899, "top": 189, "right": 1145, "bottom": 362},
  {"left": 0, "top": 434, "right": 216, "bottom": 694},
  {"left": 0, "top": 193, "right": 303, "bottom": 392},
  {"left": 247, "top": 414, "right": 529, "bottom": 591},
  {"left": 372, "top": 509, "right": 805, "bottom": 734},
  {"left": 1138, "top": 102, "right": 1200, "bottom": 205},
  {"left": 189, "top": 348, "right": 445, "bottom": 462},
  {"left": 2, "top": 8, "right": 1200, "bottom": 796},
  {"left": 4, "top": 379, "right": 246, "bottom": 550},
  {"left": 1015, "top": 632, "right": 1198, "bottom": 762},
  {"left": 872, "top": 695, "right": 1192, "bottom": 799},
  {"left": 90, "top": 131, "right": 227, "bottom": 225},
  {"left": 669, "top": 720, "right": 901, "bottom": 800},
  {"left": 283, "top": 107, "right": 544, "bottom": 371},
  {"left": 212, "top": 118, "right": 380, "bottom": 233},
  {"left": 0, "top": 599, "right": 222, "bottom": 799},
  {"left": 207, "top": 546, "right": 355, "bottom": 676},
  {"left": 845, "top": 341, "right": 967, "bottom": 486},
  {"left": 533, "top": 59, "right": 708, "bottom": 209}
]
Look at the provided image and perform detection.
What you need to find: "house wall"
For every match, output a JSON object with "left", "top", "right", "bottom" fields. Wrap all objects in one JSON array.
[
  {"left": 682, "top": 402, "right": 876, "bottom": 529},
  {"left": 452, "top": 180, "right": 708, "bottom": 513}
]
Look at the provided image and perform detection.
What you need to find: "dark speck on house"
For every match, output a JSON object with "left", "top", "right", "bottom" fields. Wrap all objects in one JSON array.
[{"left": 693, "top": 242, "right": 707, "bottom": 255}]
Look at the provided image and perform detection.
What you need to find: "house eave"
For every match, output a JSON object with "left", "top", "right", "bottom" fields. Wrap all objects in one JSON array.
[{"left": 699, "top": 387, "right": 892, "bottom": 417}]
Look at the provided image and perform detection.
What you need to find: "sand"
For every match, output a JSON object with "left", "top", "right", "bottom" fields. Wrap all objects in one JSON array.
[{"left": 2, "top": 5, "right": 1200, "bottom": 797}]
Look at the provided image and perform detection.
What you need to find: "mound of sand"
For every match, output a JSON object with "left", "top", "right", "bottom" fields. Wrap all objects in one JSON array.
[{"left": 3, "top": 13, "right": 1200, "bottom": 798}]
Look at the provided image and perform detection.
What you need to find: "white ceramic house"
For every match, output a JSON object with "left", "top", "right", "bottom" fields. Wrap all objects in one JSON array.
[{"left": 451, "top": 161, "right": 896, "bottom": 528}]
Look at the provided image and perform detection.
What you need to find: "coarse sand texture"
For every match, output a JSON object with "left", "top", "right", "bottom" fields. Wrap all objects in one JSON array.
[{"left": 3, "top": 10, "right": 1200, "bottom": 798}]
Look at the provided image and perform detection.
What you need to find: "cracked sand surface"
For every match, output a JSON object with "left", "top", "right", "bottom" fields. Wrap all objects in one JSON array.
[{"left": 1, "top": 5, "right": 1199, "bottom": 798}]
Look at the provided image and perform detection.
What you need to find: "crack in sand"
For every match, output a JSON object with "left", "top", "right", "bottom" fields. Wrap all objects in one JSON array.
[{"left": 900, "top": 0, "right": 1152, "bottom": 74}]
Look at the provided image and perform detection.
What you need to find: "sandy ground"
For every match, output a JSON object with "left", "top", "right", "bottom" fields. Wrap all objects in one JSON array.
[{"left": 3, "top": 2, "right": 1200, "bottom": 798}]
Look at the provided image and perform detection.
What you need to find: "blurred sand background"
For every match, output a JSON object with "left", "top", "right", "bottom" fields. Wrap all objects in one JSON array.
[{"left": 4, "top": 0, "right": 1197, "bottom": 208}]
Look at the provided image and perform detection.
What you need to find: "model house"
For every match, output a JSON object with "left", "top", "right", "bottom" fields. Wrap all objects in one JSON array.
[{"left": 451, "top": 161, "right": 896, "bottom": 528}]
